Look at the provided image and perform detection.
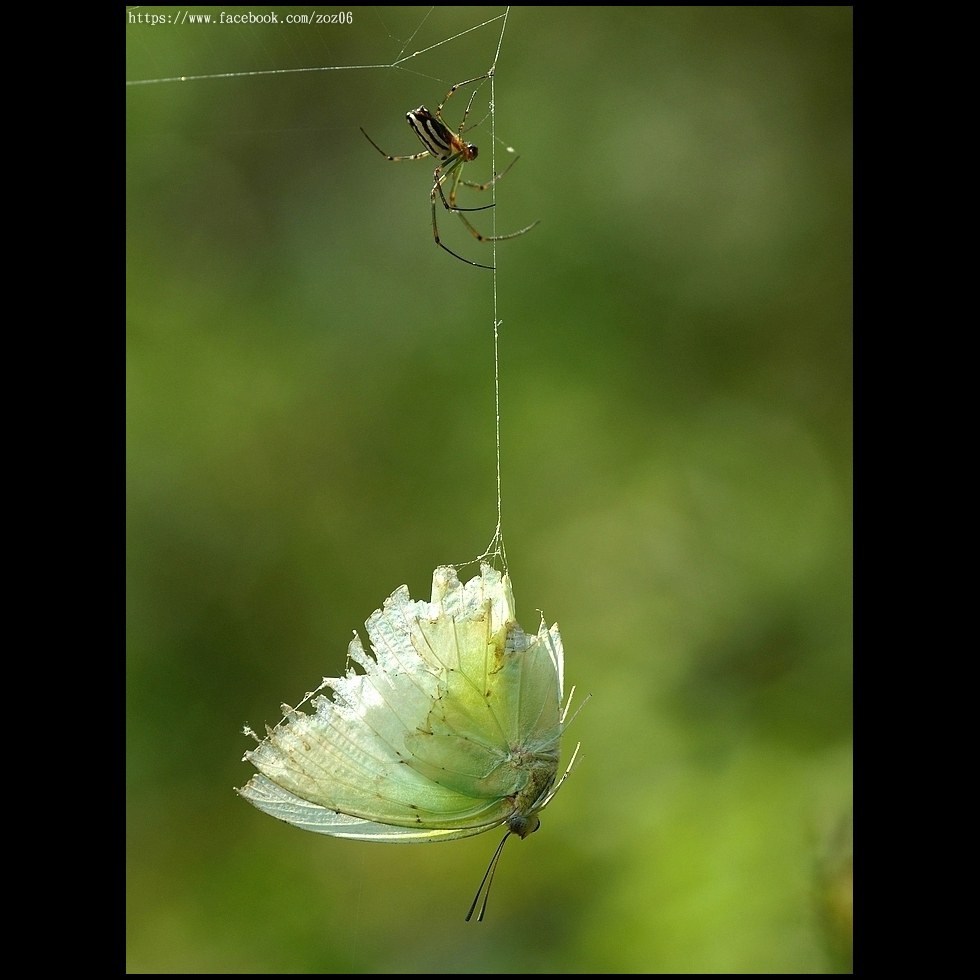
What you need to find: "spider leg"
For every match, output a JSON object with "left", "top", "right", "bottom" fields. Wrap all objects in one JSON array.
[
  {"left": 434, "top": 74, "right": 491, "bottom": 126},
  {"left": 439, "top": 160, "right": 540, "bottom": 245},
  {"left": 460, "top": 154, "right": 522, "bottom": 192},
  {"left": 440, "top": 165, "right": 494, "bottom": 214},
  {"left": 359, "top": 127, "right": 431, "bottom": 163},
  {"left": 430, "top": 163, "right": 495, "bottom": 270}
]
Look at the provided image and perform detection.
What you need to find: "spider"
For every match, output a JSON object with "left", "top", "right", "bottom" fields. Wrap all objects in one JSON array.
[{"left": 360, "top": 73, "right": 538, "bottom": 270}]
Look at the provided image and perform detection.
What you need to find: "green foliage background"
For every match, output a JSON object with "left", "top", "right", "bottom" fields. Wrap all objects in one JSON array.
[{"left": 127, "top": 6, "right": 852, "bottom": 973}]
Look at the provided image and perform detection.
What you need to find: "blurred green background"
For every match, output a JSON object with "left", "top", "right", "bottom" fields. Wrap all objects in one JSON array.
[{"left": 127, "top": 6, "right": 852, "bottom": 973}]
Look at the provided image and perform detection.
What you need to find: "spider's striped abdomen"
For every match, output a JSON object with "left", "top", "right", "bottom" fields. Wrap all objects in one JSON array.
[{"left": 407, "top": 106, "right": 478, "bottom": 163}]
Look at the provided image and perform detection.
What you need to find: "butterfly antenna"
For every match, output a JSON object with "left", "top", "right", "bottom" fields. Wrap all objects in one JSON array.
[{"left": 465, "top": 831, "right": 512, "bottom": 922}]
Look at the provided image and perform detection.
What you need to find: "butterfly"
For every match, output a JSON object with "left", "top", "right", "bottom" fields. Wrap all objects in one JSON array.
[{"left": 238, "top": 563, "right": 579, "bottom": 920}]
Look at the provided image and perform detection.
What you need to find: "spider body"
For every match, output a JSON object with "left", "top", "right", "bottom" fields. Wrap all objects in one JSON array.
[
  {"left": 360, "top": 75, "right": 538, "bottom": 270},
  {"left": 406, "top": 106, "right": 478, "bottom": 165}
]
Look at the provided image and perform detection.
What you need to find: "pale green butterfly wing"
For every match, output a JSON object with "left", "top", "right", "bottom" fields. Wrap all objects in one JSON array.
[
  {"left": 239, "top": 773, "right": 503, "bottom": 841},
  {"left": 239, "top": 564, "right": 571, "bottom": 842}
]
